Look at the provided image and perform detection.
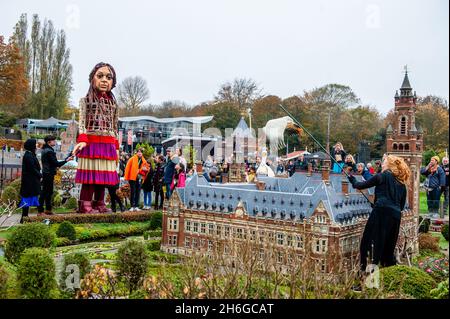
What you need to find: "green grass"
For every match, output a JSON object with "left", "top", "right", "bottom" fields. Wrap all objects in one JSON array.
[
  {"left": 419, "top": 190, "right": 446, "bottom": 215},
  {"left": 430, "top": 231, "right": 449, "bottom": 250}
]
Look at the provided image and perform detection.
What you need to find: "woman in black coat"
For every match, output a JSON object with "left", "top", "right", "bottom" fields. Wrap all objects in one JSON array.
[
  {"left": 19, "top": 139, "right": 42, "bottom": 223},
  {"left": 348, "top": 154, "right": 410, "bottom": 273}
]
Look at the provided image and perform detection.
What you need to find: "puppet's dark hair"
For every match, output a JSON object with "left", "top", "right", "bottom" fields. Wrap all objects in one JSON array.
[{"left": 86, "top": 62, "right": 117, "bottom": 103}]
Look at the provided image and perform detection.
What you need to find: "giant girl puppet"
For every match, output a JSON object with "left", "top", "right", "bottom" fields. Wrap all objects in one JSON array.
[{"left": 72, "top": 62, "right": 120, "bottom": 214}]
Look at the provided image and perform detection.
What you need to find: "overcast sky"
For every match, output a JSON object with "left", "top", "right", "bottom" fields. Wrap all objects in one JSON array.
[{"left": 2, "top": 0, "right": 448, "bottom": 114}]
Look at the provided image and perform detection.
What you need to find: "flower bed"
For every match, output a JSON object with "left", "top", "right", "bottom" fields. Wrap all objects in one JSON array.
[{"left": 416, "top": 256, "right": 449, "bottom": 283}]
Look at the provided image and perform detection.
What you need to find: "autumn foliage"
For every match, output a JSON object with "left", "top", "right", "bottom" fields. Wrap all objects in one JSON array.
[{"left": 0, "top": 36, "right": 28, "bottom": 108}]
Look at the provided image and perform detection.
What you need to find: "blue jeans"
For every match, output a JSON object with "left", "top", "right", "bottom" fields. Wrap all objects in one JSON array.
[
  {"left": 165, "top": 182, "right": 172, "bottom": 199},
  {"left": 144, "top": 191, "right": 152, "bottom": 207}
]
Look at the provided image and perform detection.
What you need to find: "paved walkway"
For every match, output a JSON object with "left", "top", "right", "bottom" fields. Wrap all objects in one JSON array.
[{"left": 0, "top": 213, "right": 39, "bottom": 228}]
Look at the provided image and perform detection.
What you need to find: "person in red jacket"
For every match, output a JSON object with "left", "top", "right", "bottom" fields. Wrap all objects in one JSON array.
[{"left": 72, "top": 62, "right": 120, "bottom": 214}]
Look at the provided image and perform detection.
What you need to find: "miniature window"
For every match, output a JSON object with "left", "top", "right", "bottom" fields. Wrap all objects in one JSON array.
[
  {"left": 168, "top": 218, "right": 178, "bottom": 231},
  {"left": 208, "top": 223, "right": 215, "bottom": 235},
  {"left": 296, "top": 235, "right": 304, "bottom": 249},
  {"left": 193, "top": 222, "right": 199, "bottom": 233},
  {"left": 185, "top": 220, "right": 191, "bottom": 232},
  {"left": 277, "top": 233, "right": 284, "bottom": 245},
  {"left": 207, "top": 240, "right": 213, "bottom": 251},
  {"left": 185, "top": 237, "right": 190, "bottom": 248},
  {"left": 216, "top": 224, "right": 222, "bottom": 237},
  {"left": 200, "top": 223, "right": 206, "bottom": 234}
]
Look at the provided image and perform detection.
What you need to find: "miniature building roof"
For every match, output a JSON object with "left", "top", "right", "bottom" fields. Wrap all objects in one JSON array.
[
  {"left": 177, "top": 172, "right": 374, "bottom": 224},
  {"left": 401, "top": 72, "right": 412, "bottom": 89},
  {"left": 232, "top": 117, "right": 254, "bottom": 138}
]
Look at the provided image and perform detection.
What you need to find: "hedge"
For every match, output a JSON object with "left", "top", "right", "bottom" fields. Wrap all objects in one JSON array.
[
  {"left": 23, "top": 211, "right": 156, "bottom": 224},
  {"left": 5, "top": 223, "right": 56, "bottom": 264},
  {"left": 74, "top": 222, "right": 151, "bottom": 243},
  {"left": 380, "top": 265, "right": 436, "bottom": 299},
  {"left": 17, "top": 248, "right": 57, "bottom": 299}
]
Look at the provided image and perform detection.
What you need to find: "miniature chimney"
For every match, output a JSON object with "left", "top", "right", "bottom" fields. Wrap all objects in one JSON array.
[
  {"left": 307, "top": 162, "right": 313, "bottom": 176},
  {"left": 256, "top": 180, "right": 266, "bottom": 191},
  {"left": 321, "top": 159, "right": 331, "bottom": 182},
  {"left": 341, "top": 179, "right": 349, "bottom": 195}
]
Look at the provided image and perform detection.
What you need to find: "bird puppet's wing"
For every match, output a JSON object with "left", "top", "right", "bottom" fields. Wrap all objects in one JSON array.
[{"left": 263, "top": 116, "right": 302, "bottom": 154}]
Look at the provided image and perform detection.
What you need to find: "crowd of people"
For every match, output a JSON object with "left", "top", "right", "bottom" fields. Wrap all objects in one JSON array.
[
  {"left": 120, "top": 147, "right": 187, "bottom": 212},
  {"left": 16, "top": 134, "right": 449, "bottom": 222}
]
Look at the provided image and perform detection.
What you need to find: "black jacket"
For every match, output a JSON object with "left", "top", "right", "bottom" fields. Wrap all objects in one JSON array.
[
  {"left": 41, "top": 144, "right": 67, "bottom": 176},
  {"left": 349, "top": 170, "right": 406, "bottom": 219},
  {"left": 153, "top": 163, "right": 165, "bottom": 191},
  {"left": 20, "top": 140, "right": 42, "bottom": 197},
  {"left": 141, "top": 166, "right": 154, "bottom": 192}
]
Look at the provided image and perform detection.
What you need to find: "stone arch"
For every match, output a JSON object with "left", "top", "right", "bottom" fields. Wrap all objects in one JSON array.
[
  {"left": 404, "top": 143, "right": 409, "bottom": 150},
  {"left": 393, "top": 143, "right": 398, "bottom": 150},
  {"left": 399, "top": 143, "right": 404, "bottom": 151}
]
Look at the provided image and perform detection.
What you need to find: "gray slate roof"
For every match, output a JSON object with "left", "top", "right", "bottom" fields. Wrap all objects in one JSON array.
[{"left": 177, "top": 172, "right": 374, "bottom": 224}]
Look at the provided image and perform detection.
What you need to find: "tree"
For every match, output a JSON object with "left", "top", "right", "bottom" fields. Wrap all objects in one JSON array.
[
  {"left": 117, "top": 76, "right": 150, "bottom": 114},
  {"left": 10, "top": 14, "right": 73, "bottom": 119},
  {"left": 215, "top": 78, "right": 262, "bottom": 111},
  {"left": 0, "top": 36, "right": 28, "bottom": 109},
  {"left": 202, "top": 101, "right": 241, "bottom": 135},
  {"left": 415, "top": 102, "right": 449, "bottom": 152}
]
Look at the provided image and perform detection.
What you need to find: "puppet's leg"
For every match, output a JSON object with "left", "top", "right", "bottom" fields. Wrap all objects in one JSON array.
[
  {"left": 93, "top": 185, "right": 112, "bottom": 213},
  {"left": 78, "top": 184, "right": 99, "bottom": 214}
]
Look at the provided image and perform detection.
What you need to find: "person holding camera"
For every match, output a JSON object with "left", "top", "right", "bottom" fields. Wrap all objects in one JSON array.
[
  {"left": 38, "top": 135, "right": 73, "bottom": 215},
  {"left": 421, "top": 156, "right": 446, "bottom": 215}
]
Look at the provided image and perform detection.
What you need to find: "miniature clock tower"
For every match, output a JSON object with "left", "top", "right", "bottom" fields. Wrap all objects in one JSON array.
[{"left": 386, "top": 67, "right": 423, "bottom": 217}]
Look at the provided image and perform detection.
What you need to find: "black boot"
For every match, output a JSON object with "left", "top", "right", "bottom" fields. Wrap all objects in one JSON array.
[{"left": 111, "top": 201, "right": 117, "bottom": 213}]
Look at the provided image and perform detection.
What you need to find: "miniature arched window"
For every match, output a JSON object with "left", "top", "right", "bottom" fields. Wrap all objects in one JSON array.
[
  {"left": 399, "top": 116, "right": 407, "bottom": 135},
  {"left": 399, "top": 143, "right": 404, "bottom": 151},
  {"left": 393, "top": 143, "right": 398, "bottom": 150},
  {"left": 404, "top": 143, "right": 409, "bottom": 150}
]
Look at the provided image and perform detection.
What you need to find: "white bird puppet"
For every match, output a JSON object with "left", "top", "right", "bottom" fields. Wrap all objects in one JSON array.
[
  {"left": 256, "top": 148, "right": 275, "bottom": 177},
  {"left": 263, "top": 116, "right": 303, "bottom": 154}
]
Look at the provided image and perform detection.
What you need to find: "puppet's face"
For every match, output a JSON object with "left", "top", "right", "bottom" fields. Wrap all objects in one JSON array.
[{"left": 93, "top": 66, "right": 113, "bottom": 92}]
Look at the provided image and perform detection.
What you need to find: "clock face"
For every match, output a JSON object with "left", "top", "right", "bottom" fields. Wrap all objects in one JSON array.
[{"left": 235, "top": 208, "right": 244, "bottom": 217}]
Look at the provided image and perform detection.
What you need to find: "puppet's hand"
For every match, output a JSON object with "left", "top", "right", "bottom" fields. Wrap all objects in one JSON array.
[{"left": 73, "top": 142, "right": 87, "bottom": 155}]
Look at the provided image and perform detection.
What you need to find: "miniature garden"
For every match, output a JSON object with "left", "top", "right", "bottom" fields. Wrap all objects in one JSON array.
[{"left": 0, "top": 174, "right": 448, "bottom": 299}]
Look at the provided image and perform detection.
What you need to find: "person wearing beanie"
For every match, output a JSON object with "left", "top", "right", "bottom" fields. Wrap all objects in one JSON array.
[
  {"left": 38, "top": 135, "right": 73, "bottom": 215},
  {"left": 421, "top": 155, "right": 446, "bottom": 215}
]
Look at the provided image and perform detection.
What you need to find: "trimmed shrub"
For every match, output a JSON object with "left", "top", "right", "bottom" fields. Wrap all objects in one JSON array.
[
  {"left": 441, "top": 224, "right": 449, "bottom": 242},
  {"left": 418, "top": 216, "right": 430, "bottom": 233},
  {"left": 56, "top": 221, "right": 76, "bottom": 241},
  {"left": 5, "top": 223, "right": 56, "bottom": 264},
  {"left": 65, "top": 197, "right": 78, "bottom": 210},
  {"left": 147, "top": 229, "right": 162, "bottom": 238},
  {"left": 150, "top": 211, "right": 162, "bottom": 230},
  {"left": 116, "top": 239, "right": 149, "bottom": 293},
  {"left": 60, "top": 252, "right": 91, "bottom": 291},
  {"left": 146, "top": 240, "right": 161, "bottom": 251},
  {"left": 1, "top": 185, "right": 20, "bottom": 205},
  {"left": 0, "top": 261, "right": 9, "bottom": 299},
  {"left": 17, "top": 248, "right": 57, "bottom": 299},
  {"left": 52, "top": 192, "right": 62, "bottom": 208},
  {"left": 380, "top": 265, "right": 436, "bottom": 299},
  {"left": 75, "top": 222, "right": 150, "bottom": 243},
  {"left": 24, "top": 211, "right": 153, "bottom": 224},
  {"left": 418, "top": 233, "right": 440, "bottom": 252}
]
